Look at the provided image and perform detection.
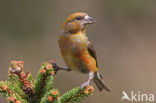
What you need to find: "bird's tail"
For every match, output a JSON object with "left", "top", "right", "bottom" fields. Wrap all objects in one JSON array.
[{"left": 93, "top": 72, "right": 111, "bottom": 92}]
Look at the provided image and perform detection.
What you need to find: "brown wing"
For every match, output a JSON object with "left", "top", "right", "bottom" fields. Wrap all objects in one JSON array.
[{"left": 87, "top": 41, "right": 98, "bottom": 67}]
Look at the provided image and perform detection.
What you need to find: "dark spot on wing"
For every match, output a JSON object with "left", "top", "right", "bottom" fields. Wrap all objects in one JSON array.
[{"left": 87, "top": 41, "right": 98, "bottom": 67}]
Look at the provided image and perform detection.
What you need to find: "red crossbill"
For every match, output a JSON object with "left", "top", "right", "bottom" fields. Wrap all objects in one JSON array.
[{"left": 58, "top": 12, "right": 110, "bottom": 92}]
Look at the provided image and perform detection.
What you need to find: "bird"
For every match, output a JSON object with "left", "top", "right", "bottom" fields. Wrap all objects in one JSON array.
[{"left": 58, "top": 12, "right": 111, "bottom": 92}]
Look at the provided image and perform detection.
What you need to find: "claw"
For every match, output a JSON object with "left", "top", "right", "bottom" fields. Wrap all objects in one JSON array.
[
  {"left": 48, "top": 60, "right": 71, "bottom": 74},
  {"left": 81, "top": 82, "right": 89, "bottom": 89}
]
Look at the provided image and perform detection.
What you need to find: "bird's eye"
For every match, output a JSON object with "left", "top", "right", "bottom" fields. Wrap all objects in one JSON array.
[{"left": 75, "top": 16, "right": 82, "bottom": 20}]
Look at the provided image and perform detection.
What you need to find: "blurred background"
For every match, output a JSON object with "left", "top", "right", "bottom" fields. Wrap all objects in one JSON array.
[{"left": 0, "top": 0, "right": 156, "bottom": 103}]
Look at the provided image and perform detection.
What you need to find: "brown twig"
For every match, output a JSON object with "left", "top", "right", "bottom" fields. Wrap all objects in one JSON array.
[{"left": 10, "top": 61, "right": 34, "bottom": 97}]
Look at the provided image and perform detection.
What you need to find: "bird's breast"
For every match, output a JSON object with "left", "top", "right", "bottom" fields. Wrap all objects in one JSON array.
[{"left": 59, "top": 34, "right": 87, "bottom": 56}]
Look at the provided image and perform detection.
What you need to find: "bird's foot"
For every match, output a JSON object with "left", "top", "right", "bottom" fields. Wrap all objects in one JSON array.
[
  {"left": 81, "top": 81, "right": 90, "bottom": 89},
  {"left": 81, "top": 72, "right": 94, "bottom": 89},
  {"left": 48, "top": 60, "right": 71, "bottom": 74}
]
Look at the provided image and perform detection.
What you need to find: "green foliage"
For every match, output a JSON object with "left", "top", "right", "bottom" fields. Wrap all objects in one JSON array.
[
  {"left": 34, "top": 62, "right": 54, "bottom": 99},
  {"left": 27, "top": 73, "right": 34, "bottom": 84},
  {"left": 60, "top": 87, "right": 94, "bottom": 103},
  {"left": 40, "top": 89, "right": 60, "bottom": 103},
  {"left": 0, "top": 81, "right": 28, "bottom": 102},
  {"left": 0, "top": 61, "right": 94, "bottom": 103}
]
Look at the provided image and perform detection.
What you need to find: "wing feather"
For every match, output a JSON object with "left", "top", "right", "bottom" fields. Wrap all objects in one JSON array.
[{"left": 87, "top": 41, "right": 98, "bottom": 67}]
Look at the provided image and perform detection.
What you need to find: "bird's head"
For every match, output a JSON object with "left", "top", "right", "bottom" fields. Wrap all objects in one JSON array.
[{"left": 62, "top": 12, "right": 96, "bottom": 34}]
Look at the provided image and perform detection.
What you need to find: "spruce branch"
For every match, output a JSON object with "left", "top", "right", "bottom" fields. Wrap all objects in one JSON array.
[
  {"left": 40, "top": 89, "right": 60, "bottom": 103},
  {"left": 0, "top": 81, "right": 28, "bottom": 103},
  {"left": 0, "top": 60, "right": 94, "bottom": 103},
  {"left": 59, "top": 86, "right": 94, "bottom": 103},
  {"left": 0, "top": 81, "right": 15, "bottom": 97},
  {"left": 34, "top": 62, "right": 54, "bottom": 101},
  {"left": 9, "top": 61, "right": 34, "bottom": 98},
  {"left": 7, "top": 94, "right": 28, "bottom": 103}
]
